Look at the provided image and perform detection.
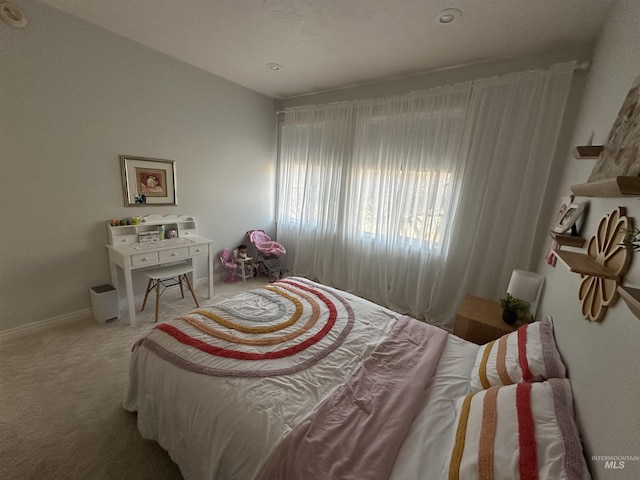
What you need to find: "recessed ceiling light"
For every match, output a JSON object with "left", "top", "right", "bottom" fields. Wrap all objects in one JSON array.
[
  {"left": 435, "top": 8, "right": 461, "bottom": 25},
  {"left": 266, "top": 63, "right": 282, "bottom": 71},
  {"left": 0, "top": 1, "right": 28, "bottom": 28}
]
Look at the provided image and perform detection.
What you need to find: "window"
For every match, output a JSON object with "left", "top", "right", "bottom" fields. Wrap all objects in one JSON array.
[
  {"left": 278, "top": 93, "right": 467, "bottom": 256},
  {"left": 352, "top": 111, "right": 460, "bottom": 252}
]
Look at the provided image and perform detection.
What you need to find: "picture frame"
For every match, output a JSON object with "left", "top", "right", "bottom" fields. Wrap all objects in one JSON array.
[
  {"left": 552, "top": 200, "right": 586, "bottom": 234},
  {"left": 120, "top": 155, "right": 177, "bottom": 207},
  {"left": 545, "top": 194, "right": 574, "bottom": 267}
]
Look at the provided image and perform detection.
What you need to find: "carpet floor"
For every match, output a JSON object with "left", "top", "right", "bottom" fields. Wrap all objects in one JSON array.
[{"left": 0, "top": 278, "right": 267, "bottom": 480}]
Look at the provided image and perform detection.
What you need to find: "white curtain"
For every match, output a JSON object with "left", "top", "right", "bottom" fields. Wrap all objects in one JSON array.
[{"left": 277, "top": 63, "right": 575, "bottom": 330}]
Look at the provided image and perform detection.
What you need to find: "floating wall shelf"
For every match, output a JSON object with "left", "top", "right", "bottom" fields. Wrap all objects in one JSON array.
[
  {"left": 548, "top": 231, "right": 586, "bottom": 248},
  {"left": 553, "top": 249, "right": 620, "bottom": 280},
  {"left": 572, "top": 145, "right": 604, "bottom": 159},
  {"left": 571, "top": 176, "right": 640, "bottom": 197},
  {"left": 617, "top": 286, "right": 640, "bottom": 320}
]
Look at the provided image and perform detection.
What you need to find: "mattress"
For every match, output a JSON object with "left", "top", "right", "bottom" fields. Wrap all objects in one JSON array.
[{"left": 123, "top": 277, "right": 478, "bottom": 480}]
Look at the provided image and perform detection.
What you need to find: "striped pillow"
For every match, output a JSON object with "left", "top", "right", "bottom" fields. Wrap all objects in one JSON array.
[
  {"left": 445, "top": 379, "right": 591, "bottom": 480},
  {"left": 469, "top": 316, "right": 566, "bottom": 393}
]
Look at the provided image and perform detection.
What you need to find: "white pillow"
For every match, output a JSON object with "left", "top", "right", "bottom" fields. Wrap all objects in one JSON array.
[
  {"left": 469, "top": 316, "right": 566, "bottom": 393},
  {"left": 444, "top": 379, "right": 591, "bottom": 480}
]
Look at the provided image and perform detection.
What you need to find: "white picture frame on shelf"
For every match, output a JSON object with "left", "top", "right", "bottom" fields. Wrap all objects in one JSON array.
[
  {"left": 545, "top": 195, "right": 574, "bottom": 267},
  {"left": 552, "top": 201, "right": 586, "bottom": 234}
]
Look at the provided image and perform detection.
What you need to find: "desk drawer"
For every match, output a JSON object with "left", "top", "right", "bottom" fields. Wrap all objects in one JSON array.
[
  {"left": 159, "top": 247, "right": 189, "bottom": 262},
  {"left": 113, "top": 235, "right": 138, "bottom": 246},
  {"left": 189, "top": 244, "right": 208, "bottom": 256},
  {"left": 132, "top": 252, "right": 159, "bottom": 267}
]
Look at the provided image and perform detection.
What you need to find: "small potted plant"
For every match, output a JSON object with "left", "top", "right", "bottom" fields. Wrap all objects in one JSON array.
[
  {"left": 498, "top": 293, "right": 527, "bottom": 324},
  {"left": 621, "top": 226, "right": 640, "bottom": 251}
]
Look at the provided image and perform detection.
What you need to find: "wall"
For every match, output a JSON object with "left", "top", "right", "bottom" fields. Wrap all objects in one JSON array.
[
  {"left": 0, "top": 0, "right": 277, "bottom": 333},
  {"left": 535, "top": 1, "right": 640, "bottom": 478}
]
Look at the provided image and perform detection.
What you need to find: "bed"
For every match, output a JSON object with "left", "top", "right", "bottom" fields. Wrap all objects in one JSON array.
[{"left": 123, "top": 277, "right": 591, "bottom": 479}]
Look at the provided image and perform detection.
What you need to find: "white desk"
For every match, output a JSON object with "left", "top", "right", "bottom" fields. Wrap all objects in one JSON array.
[{"left": 105, "top": 215, "right": 213, "bottom": 325}]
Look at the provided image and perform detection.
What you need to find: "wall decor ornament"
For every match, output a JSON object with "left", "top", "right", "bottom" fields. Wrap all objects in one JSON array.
[
  {"left": 120, "top": 155, "right": 177, "bottom": 207},
  {"left": 577, "top": 207, "right": 631, "bottom": 322}
]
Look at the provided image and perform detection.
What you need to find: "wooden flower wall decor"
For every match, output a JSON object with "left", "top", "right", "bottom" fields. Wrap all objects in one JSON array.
[{"left": 578, "top": 207, "right": 632, "bottom": 322}]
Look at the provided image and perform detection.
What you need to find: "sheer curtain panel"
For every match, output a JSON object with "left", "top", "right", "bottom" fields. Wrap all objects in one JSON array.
[
  {"left": 428, "top": 63, "right": 575, "bottom": 328},
  {"left": 278, "top": 86, "right": 472, "bottom": 314},
  {"left": 277, "top": 63, "right": 575, "bottom": 329}
]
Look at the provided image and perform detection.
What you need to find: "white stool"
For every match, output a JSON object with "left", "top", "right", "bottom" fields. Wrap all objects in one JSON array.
[
  {"left": 141, "top": 263, "right": 200, "bottom": 322},
  {"left": 232, "top": 248, "right": 256, "bottom": 282}
]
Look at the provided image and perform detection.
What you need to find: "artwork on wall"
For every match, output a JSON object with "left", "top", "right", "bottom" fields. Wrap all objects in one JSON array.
[
  {"left": 588, "top": 75, "right": 640, "bottom": 181},
  {"left": 120, "top": 155, "right": 177, "bottom": 207}
]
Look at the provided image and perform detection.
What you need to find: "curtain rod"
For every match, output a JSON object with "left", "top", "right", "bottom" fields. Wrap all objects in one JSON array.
[{"left": 276, "top": 60, "right": 591, "bottom": 115}]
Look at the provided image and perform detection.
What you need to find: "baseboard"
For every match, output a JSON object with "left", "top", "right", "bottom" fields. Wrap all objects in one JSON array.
[
  {"left": 0, "top": 275, "right": 223, "bottom": 341},
  {"left": 194, "top": 274, "right": 227, "bottom": 294},
  {"left": 0, "top": 308, "right": 94, "bottom": 342}
]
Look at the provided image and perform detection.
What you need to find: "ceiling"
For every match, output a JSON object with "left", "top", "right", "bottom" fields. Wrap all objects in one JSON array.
[{"left": 35, "top": 0, "right": 614, "bottom": 99}]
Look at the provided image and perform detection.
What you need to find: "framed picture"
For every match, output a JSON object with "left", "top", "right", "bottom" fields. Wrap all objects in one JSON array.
[
  {"left": 552, "top": 200, "right": 586, "bottom": 234},
  {"left": 120, "top": 155, "right": 177, "bottom": 207},
  {"left": 545, "top": 194, "right": 574, "bottom": 267}
]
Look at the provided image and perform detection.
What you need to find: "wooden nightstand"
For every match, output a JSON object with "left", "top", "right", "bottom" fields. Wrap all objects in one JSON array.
[{"left": 454, "top": 295, "right": 529, "bottom": 345}]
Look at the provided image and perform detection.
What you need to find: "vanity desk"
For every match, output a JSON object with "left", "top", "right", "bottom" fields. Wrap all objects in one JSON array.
[{"left": 106, "top": 215, "right": 213, "bottom": 325}]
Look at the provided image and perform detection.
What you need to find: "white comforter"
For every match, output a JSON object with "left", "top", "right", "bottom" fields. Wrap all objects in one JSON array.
[{"left": 123, "top": 278, "right": 478, "bottom": 480}]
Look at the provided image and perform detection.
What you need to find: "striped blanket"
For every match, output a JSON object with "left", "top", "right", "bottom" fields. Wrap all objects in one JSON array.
[{"left": 129, "top": 277, "right": 448, "bottom": 480}]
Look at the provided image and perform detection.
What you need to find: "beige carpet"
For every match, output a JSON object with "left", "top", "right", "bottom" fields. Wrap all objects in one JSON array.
[{"left": 0, "top": 278, "right": 267, "bottom": 480}]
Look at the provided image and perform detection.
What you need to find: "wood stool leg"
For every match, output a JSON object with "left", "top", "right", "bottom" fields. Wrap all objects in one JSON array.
[
  {"left": 154, "top": 278, "right": 161, "bottom": 323},
  {"left": 141, "top": 278, "right": 153, "bottom": 311},
  {"left": 183, "top": 274, "right": 200, "bottom": 308},
  {"left": 179, "top": 275, "right": 185, "bottom": 298}
]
